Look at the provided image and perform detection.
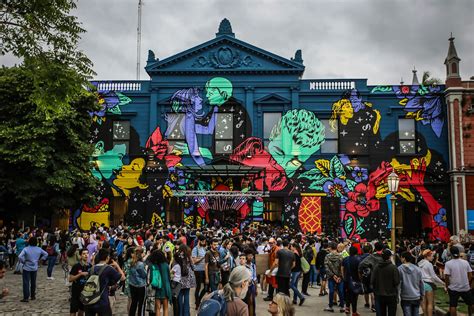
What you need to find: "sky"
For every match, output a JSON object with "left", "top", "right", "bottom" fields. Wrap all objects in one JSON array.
[{"left": 4, "top": 0, "right": 474, "bottom": 85}]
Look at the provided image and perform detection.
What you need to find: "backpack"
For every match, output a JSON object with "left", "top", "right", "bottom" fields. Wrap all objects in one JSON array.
[
  {"left": 197, "top": 291, "right": 227, "bottom": 316},
  {"left": 46, "top": 245, "right": 56, "bottom": 256},
  {"left": 115, "top": 240, "right": 124, "bottom": 257},
  {"left": 301, "top": 256, "right": 311, "bottom": 274},
  {"left": 150, "top": 264, "right": 162, "bottom": 289},
  {"left": 80, "top": 264, "right": 108, "bottom": 306}
]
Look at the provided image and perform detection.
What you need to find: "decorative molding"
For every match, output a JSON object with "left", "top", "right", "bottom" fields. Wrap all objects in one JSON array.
[{"left": 191, "top": 46, "right": 261, "bottom": 69}]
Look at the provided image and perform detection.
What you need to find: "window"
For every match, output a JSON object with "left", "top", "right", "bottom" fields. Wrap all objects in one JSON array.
[
  {"left": 166, "top": 113, "right": 185, "bottom": 151},
  {"left": 398, "top": 118, "right": 416, "bottom": 154},
  {"left": 215, "top": 113, "right": 233, "bottom": 154},
  {"left": 113, "top": 120, "right": 130, "bottom": 154},
  {"left": 320, "top": 119, "right": 338, "bottom": 153},
  {"left": 263, "top": 113, "right": 281, "bottom": 149}
]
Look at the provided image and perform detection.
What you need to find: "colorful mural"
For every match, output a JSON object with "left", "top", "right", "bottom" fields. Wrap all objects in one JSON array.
[
  {"left": 89, "top": 85, "right": 131, "bottom": 124},
  {"left": 85, "top": 76, "right": 450, "bottom": 241},
  {"left": 74, "top": 198, "right": 110, "bottom": 231}
]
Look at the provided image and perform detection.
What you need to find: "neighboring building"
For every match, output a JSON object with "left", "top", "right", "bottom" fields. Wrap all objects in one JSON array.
[
  {"left": 75, "top": 19, "right": 451, "bottom": 241},
  {"left": 444, "top": 35, "right": 474, "bottom": 234}
]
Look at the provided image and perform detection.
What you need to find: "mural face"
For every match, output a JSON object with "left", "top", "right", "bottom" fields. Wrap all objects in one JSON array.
[
  {"left": 268, "top": 109, "right": 325, "bottom": 177},
  {"left": 85, "top": 77, "right": 450, "bottom": 241}
]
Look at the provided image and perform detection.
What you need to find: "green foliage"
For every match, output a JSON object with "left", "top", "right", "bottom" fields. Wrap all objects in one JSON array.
[
  {"left": 1, "top": 0, "right": 95, "bottom": 113},
  {"left": 329, "top": 156, "right": 345, "bottom": 179},
  {"left": 0, "top": 65, "right": 100, "bottom": 213}
]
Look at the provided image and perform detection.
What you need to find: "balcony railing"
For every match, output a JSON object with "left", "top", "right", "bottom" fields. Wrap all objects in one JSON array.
[
  {"left": 309, "top": 80, "right": 356, "bottom": 91},
  {"left": 93, "top": 81, "right": 145, "bottom": 92}
]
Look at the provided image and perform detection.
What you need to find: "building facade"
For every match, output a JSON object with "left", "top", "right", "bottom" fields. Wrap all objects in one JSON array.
[
  {"left": 78, "top": 19, "right": 451, "bottom": 241},
  {"left": 444, "top": 36, "right": 474, "bottom": 234}
]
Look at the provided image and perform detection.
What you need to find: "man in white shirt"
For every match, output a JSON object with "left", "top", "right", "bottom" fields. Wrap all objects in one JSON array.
[{"left": 444, "top": 246, "right": 473, "bottom": 316}]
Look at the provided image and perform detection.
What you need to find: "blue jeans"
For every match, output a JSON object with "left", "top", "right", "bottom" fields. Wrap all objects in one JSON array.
[
  {"left": 209, "top": 272, "right": 220, "bottom": 292},
  {"left": 22, "top": 270, "right": 37, "bottom": 300},
  {"left": 401, "top": 299, "right": 420, "bottom": 316},
  {"left": 309, "top": 265, "right": 318, "bottom": 284},
  {"left": 328, "top": 278, "right": 344, "bottom": 308},
  {"left": 179, "top": 288, "right": 190, "bottom": 316},
  {"left": 47, "top": 255, "right": 56, "bottom": 277},
  {"left": 290, "top": 272, "right": 304, "bottom": 302}
]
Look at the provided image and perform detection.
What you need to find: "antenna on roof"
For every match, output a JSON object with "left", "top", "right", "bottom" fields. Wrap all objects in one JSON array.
[{"left": 136, "top": 0, "right": 143, "bottom": 80}]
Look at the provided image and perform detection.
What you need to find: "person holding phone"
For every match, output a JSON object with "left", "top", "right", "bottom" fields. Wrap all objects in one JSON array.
[{"left": 69, "top": 249, "right": 91, "bottom": 316}]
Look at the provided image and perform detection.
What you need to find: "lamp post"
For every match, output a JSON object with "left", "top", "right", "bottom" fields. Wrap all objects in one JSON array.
[{"left": 387, "top": 171, "right": 400, "bottom": 251}]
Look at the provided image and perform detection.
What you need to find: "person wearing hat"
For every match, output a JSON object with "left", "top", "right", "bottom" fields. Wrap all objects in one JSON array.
[
  {"left": 444, "top": 246, "right": 474, "bottom": 316},
  {"left": 418, "top": 249, "right": 444, "bottom": 316},
  {"left": 371, "top": 249, "right": 400, "bottom": 316}
]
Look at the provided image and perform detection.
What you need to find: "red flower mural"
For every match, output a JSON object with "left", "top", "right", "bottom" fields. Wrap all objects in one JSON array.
[{"left": 345, "top": 183, "right": 379, "bottom": 217}]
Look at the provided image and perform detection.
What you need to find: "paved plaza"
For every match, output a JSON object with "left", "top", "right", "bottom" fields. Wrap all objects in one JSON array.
[{"left": 0, "top": 264, "right": 385, "bottom": 316}]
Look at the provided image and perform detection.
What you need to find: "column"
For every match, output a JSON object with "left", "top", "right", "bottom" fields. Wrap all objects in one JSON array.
[{"left": 149, "top": 87, "right": 158, "bottom": 135}]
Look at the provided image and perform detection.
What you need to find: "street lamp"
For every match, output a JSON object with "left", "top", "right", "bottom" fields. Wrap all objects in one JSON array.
[{"left": 387, "top": 171, "right": 400, "bottom": 251}]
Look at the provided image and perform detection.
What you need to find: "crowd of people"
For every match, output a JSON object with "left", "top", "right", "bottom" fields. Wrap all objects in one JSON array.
[{"left": 0, "top": 223, "right": 473, "bottom": 316}]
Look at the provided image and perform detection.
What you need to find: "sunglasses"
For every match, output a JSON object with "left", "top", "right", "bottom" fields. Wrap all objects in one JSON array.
[{"left": 270, "top": 301, "right": 277, "bottom": 305}]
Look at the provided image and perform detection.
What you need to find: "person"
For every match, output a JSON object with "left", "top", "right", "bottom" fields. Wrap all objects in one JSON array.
[
  {"left": 177, "top": 244, "right": 196, "bottom": 316},
  {"left": 342, "top": 246, "right": 361, "bottom": 316},
  {"left": 444, "top": 246, "right": 474, "bottom": 316},
  {"left": 69, "top": 249, "right": 91, "bottom": 316},
  {"left": 308, "top": 239, "right": 318, "bottom": 288},
  {"left": 14, "top": 232, "right": 27, "bottom": 274},
  {"left": 316, "top": 241, "right": 328, "bottom": 297},
  {"left": 149, "top": 248, "right": 172, "bottom": 316},
  {"left": 84, "top": 248, "right": 125, "bottom": 316},
  {"left": 220, "top": 239, "right": 233, "bottom": 286},
  {"left": 267, "top": 293, "right": 295, "bottom": 316},
  {"left": 205, "top": 239, "right": 221, "bottom": 293},
  {"left": 371, "top": 249, "right": 400, "bottom": 316},
  {"left": 398, "top": 252, "right": 424, "bottom": 316},
  {"left": 46, "top": 236, "right": 60, "bottom": 280},
  {"left": 272, "top": 240, "right": 294, "bottom": 297},
  {"left": 191, "top": 235, "right": 207, "bottom": 309},
  {"left": 128, "top": 247, "right": 147, "bottom": 316},
  {"left": 200, "top": 265, "right": 250, "bottom": 316},
  {"left": 7, "top": 232, "right": 16, "bottom": 270},
  {"left": 324, "top": 241, "right": 344, "bottom": 312},
  {"left": 123, "top": 247, "right": 135, "bottom": 311},
  {"left": 18, "top": 236, "right": 48, "bottom": 302},
  {"left": 264, "top": 238, "right": 280, "bottom": 301},
  {"left": 289, "top": 242, "right": 304, "bottom": 306},
  {"left": 418, "top": 249, "right": 444, "bottom": 316},
  {"left": 0, "top": 260, "right": 9, "bottom": 300},
  {"left": 171, "top": 251, "right": 182, "bottom": 316},
  {"left": 301, "top": 238, "right": 314, "bottom": 295},
  {"left": 359, "top": 242, "right": 383, "bottom": 312}
]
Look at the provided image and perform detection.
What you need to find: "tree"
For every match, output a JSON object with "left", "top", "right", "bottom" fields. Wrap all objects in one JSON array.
[
  {"left": 422, "top": 71, "right": 442, "bottom": 86},
  {"left": 0, "top": 0, "right": 95, "bottom": 113},
  {"left": 0, "top": 65, "right": 100, "bottom": 215}
]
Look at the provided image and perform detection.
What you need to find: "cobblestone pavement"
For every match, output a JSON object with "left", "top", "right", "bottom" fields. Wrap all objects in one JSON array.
[{"left": 0, "top": 265, "right": 382, "bottom": 315}]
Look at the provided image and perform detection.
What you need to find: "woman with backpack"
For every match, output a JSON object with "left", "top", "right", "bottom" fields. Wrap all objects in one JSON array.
[
  {"left": 148, "top": 248, "right": 172, "bottom": 316},
  {"left": 128, "top": 247, "right": 147, "bottom": 316},
  {"left": 46, "top": 236, "right": 60, "bottom": 280}
]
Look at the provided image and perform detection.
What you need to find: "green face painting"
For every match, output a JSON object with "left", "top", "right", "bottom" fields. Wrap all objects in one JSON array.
[
  {"left": 205, "top": 77, "right": 233, "bottom": 106},
  {"left": 268, "top": 109, "right": 325, "bottom": 177},
  {"left": 92, "top": 142, "right": 127, "bottom": 179}
]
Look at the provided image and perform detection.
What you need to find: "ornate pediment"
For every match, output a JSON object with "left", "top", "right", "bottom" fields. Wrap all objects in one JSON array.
[
  {"left": 146, "top": 36, "right": 304, "bottom": 75},
  {"left": 191, "top": 45, "right": 261, "bottom": 69}
]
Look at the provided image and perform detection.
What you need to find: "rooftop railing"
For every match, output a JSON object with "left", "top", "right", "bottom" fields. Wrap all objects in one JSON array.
[{"left": 93, "top": 81, "right": 146, "bottom": 92}]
